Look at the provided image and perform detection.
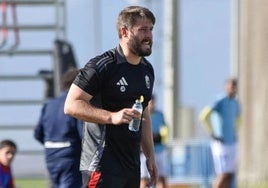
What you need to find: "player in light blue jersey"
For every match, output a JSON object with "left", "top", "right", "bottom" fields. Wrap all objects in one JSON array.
[{"left": 200, "top": 77, "right": 241, "bottom": 188}]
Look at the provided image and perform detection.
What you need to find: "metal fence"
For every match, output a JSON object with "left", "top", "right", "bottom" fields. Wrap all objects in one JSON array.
[{"left": 167, "top": 138, "right": 215, "bottom": 188}]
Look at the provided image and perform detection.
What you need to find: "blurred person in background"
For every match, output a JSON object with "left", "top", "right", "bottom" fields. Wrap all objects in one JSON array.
[
  {"left": 199, "top": 77, "right": 241, "bottom": 188},
  {"left": 140, "top": 94, "right": 168, "bottom": 188},
  {"left": 0, "top": 139, "right": 17, "bottom": 188},
  {"left": 34, "top": 68, "right": 83, "bottom": 188}
]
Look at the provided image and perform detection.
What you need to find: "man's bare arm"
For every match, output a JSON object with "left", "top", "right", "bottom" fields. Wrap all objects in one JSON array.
[
  {"left": 64, "top": 84, "right": 140, "bottom": 125},
  {"left": 141, "top": 107, "right": 158, "bottom": 186}
]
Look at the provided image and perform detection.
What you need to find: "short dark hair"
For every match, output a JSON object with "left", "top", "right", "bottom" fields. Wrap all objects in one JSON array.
[
  {"left": 0, "top": 139, "right": 17, "bottom": 151},
  {"left": 61, "top": 67, "right": 79, "bottom": 90},
  {"left": 225, "top": 77, "right": 237, "bottom": 86},
  {"left": 116, "top": 6, "right": 155, "bottom": 38}
]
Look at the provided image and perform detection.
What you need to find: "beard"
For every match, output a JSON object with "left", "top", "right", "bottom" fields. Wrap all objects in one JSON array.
[{"left": 127, "top": 35, "right": 152, "bottom": 57}]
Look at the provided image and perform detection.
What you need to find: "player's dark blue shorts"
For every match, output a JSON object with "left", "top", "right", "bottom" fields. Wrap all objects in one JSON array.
[{"left": 81, "top": 170, "right": 140, "bottom": 188}]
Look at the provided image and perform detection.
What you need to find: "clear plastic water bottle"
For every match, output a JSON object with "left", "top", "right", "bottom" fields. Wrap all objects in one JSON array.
[{"left": 128, "top": 99, "right": 143, "bottom": 132}]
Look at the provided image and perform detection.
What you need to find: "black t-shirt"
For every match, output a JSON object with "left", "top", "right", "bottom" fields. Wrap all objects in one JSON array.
[{"left": 74, "top": 45, "right": 154, "bottom": 176}]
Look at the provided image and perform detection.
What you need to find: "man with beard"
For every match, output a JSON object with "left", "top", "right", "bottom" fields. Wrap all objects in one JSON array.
[{"left": 64, "top": 6, "right": 158, "bottom": 188}]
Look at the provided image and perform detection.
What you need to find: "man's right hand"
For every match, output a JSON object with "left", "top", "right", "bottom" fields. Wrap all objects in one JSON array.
[{"left": 111, "top": 108, "right": 141, "bottom": 125}]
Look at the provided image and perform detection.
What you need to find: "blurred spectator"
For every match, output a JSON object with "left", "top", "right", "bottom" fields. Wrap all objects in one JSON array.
[
  {"left": 140, "top": 95, "right": 168, "bottom": 188},
  {"left": 34, "top": 68, "right": 83, "bottom": 188},
  {"left": 0, "top": 139, "right": 17, "bottom": 188},
  {"left": 200, "top": 77, "right": 241, "bottom": 188}
]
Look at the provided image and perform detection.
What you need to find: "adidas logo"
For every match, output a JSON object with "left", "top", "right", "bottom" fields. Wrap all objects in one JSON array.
[
  {"left": 117, "top": 77, "right": 128, "bottom": 92},
  {"left": 117, "top": 77, "right": 128, "bottom": 86}
]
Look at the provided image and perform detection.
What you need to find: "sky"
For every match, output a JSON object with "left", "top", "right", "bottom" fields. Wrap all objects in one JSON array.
[{"left": 0, "top": 0, "right": 234, "bottom": 176}]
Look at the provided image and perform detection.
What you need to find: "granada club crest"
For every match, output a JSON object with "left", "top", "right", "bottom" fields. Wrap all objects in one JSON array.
[{"left": 145, "top": 75, "right": 150, "bottom": 89}]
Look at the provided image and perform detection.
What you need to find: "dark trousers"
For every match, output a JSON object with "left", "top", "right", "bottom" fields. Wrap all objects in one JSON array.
[{"left": 47, "top": 159, "right": 82, "bottom": 188}]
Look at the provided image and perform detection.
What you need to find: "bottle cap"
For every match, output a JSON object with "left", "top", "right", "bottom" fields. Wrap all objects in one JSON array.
[{"left": 139, "top": 95, "right": 144, "bottom": 103}]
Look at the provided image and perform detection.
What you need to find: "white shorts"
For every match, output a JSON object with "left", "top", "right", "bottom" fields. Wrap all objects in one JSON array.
[
  {"left": 140, "top": 150, "right": 168, "bottom": 178},
  {"left": 211, "top": 141, "right": 237, "bottom": 174}
]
